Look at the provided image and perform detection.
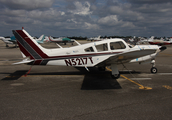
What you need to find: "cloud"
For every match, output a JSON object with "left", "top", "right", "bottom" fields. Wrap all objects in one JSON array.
[
  {"left": 28, "top": 8, "right": 62, "bottom": 21},
  {"left": 0, "top": 0, "right": 172, "bottom": 37},
  {"left": 1, "top": 8, "right": 26, "bottom": 17},
  {"left": 98, "top": 15, "right": 119, "bottom": 26},
  {"left": 84, "top": 22, "right": 99, "bottom": 29},
  {"left": 127, "top": 0, "right": 172, "bottom": 4},
  {"left": 0, "top": 8, "right": 64, "bottom": 25},
  {"left": 98, "top": 15, "right": 135, "bottom": 28},
  {"left": 69, "top": 1, "right": 92, "bottom": 15},
  {"left": 0, "top": 0, "right": 54, "bottom": 10}
]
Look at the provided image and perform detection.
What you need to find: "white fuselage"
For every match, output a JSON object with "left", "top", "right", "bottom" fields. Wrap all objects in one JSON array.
[{"left": 39, "top": 39, "right": 159, "bottom": 67}]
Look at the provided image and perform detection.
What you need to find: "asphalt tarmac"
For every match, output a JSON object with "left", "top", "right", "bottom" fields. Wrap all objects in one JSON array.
[{"left": 0, "top": 40, "right": 172, "bottom": 120}]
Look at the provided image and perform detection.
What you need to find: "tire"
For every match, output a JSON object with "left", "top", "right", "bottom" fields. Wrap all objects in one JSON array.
[
  {"left": 111, "top": 74, "right": 120, "bottom": 79},
  {"left": 151, "top": 67, "right": 157, "bottom": 74}
]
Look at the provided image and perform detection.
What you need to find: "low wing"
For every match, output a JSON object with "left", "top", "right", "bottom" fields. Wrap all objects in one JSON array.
[{"left": 96, "top": 48, "right": 157, "bottom": 66}]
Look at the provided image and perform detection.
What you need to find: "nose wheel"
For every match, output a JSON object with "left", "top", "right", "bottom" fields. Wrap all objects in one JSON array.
[
  {"left": 151, "top": 67, "right": 157, "bottom": 74},
  {"left": 151, "top": 60, "right": 157, "bottom": 74}
]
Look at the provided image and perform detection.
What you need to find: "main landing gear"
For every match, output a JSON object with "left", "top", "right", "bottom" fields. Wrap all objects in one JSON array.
[
  {"left": 98, "top": 65, "right": 121, "bottom": 79},
  {"left": 111, "top": 73, "right": 120, "bottom": 79},
  {"left": 110, "top": 64, "right": 121, "bottom": 79},
  {"left": 100, "top": 59, "right": 158, "bottom": 79},
  {"left": 109, "top": 60, "right": 158, "bottom": 79}
]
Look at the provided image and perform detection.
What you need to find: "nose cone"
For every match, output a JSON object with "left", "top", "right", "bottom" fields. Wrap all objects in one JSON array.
[{"left": 159, "top": 46, "right": 167, "bottom": 52}]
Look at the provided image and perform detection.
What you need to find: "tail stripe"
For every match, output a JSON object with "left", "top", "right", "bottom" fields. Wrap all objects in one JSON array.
[
  {"left": 17, "top": 41, "right": 34, "bottom": 59},
  {"left": 33, "top": 60, "right": 49, "bottom": 65},
  {"left": 40, "top": 60, "right": 49, "bottom": 65},
  {"left": 13, "top": 30, "right": 43, "bottom": 59},
  {"left": 33, "top": 60, "right": 43, "bottom": 65},
  {"left": 16, "top": 30, "right": 44, "bottom": 59}
]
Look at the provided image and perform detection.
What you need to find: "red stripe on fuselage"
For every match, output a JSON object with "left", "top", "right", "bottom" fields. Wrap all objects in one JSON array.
[{"left": 16, "top": 30, "right": 48, "bottom": 58}]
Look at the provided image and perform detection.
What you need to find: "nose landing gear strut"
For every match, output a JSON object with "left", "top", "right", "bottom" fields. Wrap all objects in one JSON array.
[{"left": 151, "top": 60, "right": 157, "bottom": 74}]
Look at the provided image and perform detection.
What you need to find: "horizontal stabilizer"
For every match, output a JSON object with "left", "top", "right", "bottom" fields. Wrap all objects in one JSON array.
[{"left": 13, "top": 59, "right": 34, "bottom": 65}]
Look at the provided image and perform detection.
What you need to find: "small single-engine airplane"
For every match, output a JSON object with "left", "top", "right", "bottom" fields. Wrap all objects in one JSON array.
[
  {"left": 12, "top": 28, "right": 166, "bottom": 79},
  {"left": 88, "top": 35, "right": 102, "bottom": 41},
  {"left": 148, "top": 39, "right": 172, "bottom": 46},
  {"left": 128, "top": 36, "right": 136, "bottom": 42},
  {"left": 48, "top": 36, "right": 74, "bottom": 45},
  {"left": 138, "top": 36, "right": 172, "bottom": 46},
  {"left": 34, "top": 35, "right": 45, "bottom": 44},
  {"left": 0, "top": 36, "right": 17, "bottom": 47}
]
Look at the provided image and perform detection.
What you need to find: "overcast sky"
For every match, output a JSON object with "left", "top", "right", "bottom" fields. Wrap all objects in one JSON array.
[{"left": 0, "top": 0, "right": 172, "bottom": 37}]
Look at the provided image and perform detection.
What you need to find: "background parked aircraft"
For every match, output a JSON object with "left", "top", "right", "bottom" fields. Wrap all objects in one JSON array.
[
  {"left": 48, "top": 36, "right": 74, "bottom": 45},
  {"left": 34, "top": 35, "right": 45, "bottom": 44},
  {"left": 87, "top": 35, "right": 102, "bottom": 41},
  {"left": 0, "top": 36, "right": 17, "bottom": 47},
  {"left": 148, "top": 37, "right": 172, "bottom": 45}
]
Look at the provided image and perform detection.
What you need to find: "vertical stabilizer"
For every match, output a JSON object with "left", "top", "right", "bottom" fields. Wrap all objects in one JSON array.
[{"left": 12, "top": 29, "right": 48, "bottom": 60}]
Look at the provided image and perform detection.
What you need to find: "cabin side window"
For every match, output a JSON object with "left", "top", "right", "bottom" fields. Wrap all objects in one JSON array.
[
  {"left": 84, "top": 47, "right": 94, "bottom": 52},
  {"left": 95, "top": 43, "right": 108, "bottom": 52},
  {"left": 110, "top": 41, "right": 126, "bottom": 50}
]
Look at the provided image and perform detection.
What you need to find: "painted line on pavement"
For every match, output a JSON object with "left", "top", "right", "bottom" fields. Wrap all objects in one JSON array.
[
  {"left": 162, "top": 85, "right": 172, "bottom": 90},
  {"left": 106, "top": 67, "right": 152, "bottom": 90},
  {"left": 5, "top": 74, "right": 84, "bottom": 78},
  {"left": 130, "top": 78, "right": 152, "bottom": 80},
  {"left": 158, "top": 73, "right": 172, "bottom": 75}
]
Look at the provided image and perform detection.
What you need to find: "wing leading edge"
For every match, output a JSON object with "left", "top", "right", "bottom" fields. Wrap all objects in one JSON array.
[{"left": 96, "top": 47, "right": 157, "bottom": 66}]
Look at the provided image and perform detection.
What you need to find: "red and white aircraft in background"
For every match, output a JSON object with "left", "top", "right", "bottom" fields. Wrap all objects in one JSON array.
[
  {"left": 12, "top": 28, "right": 166, "bottom": 79},
  {"left": 148, "top": 39, "right": 172, "bottom": 46},
  {"left": 139, "top": 36, "right": 172, "bottom": 46}
]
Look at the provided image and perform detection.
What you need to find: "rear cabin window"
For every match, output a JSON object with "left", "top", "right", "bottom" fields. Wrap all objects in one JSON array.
[
  {"left": 84, "top": 47, "right": 94, "bottom": 52},
  {"left": 110, "top": 41, "right": 126, "bottom": 50},
  {"left": 95, "top": 43, "right": 108, "bottom": 52}
]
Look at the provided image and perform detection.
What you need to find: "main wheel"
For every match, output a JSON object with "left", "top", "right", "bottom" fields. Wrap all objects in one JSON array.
[
  {"left": 111, "top": 74, "right": 120, "bottom": 79},
  {"left": 151, "top": 67, "right": 157, "bottom": 74}
]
